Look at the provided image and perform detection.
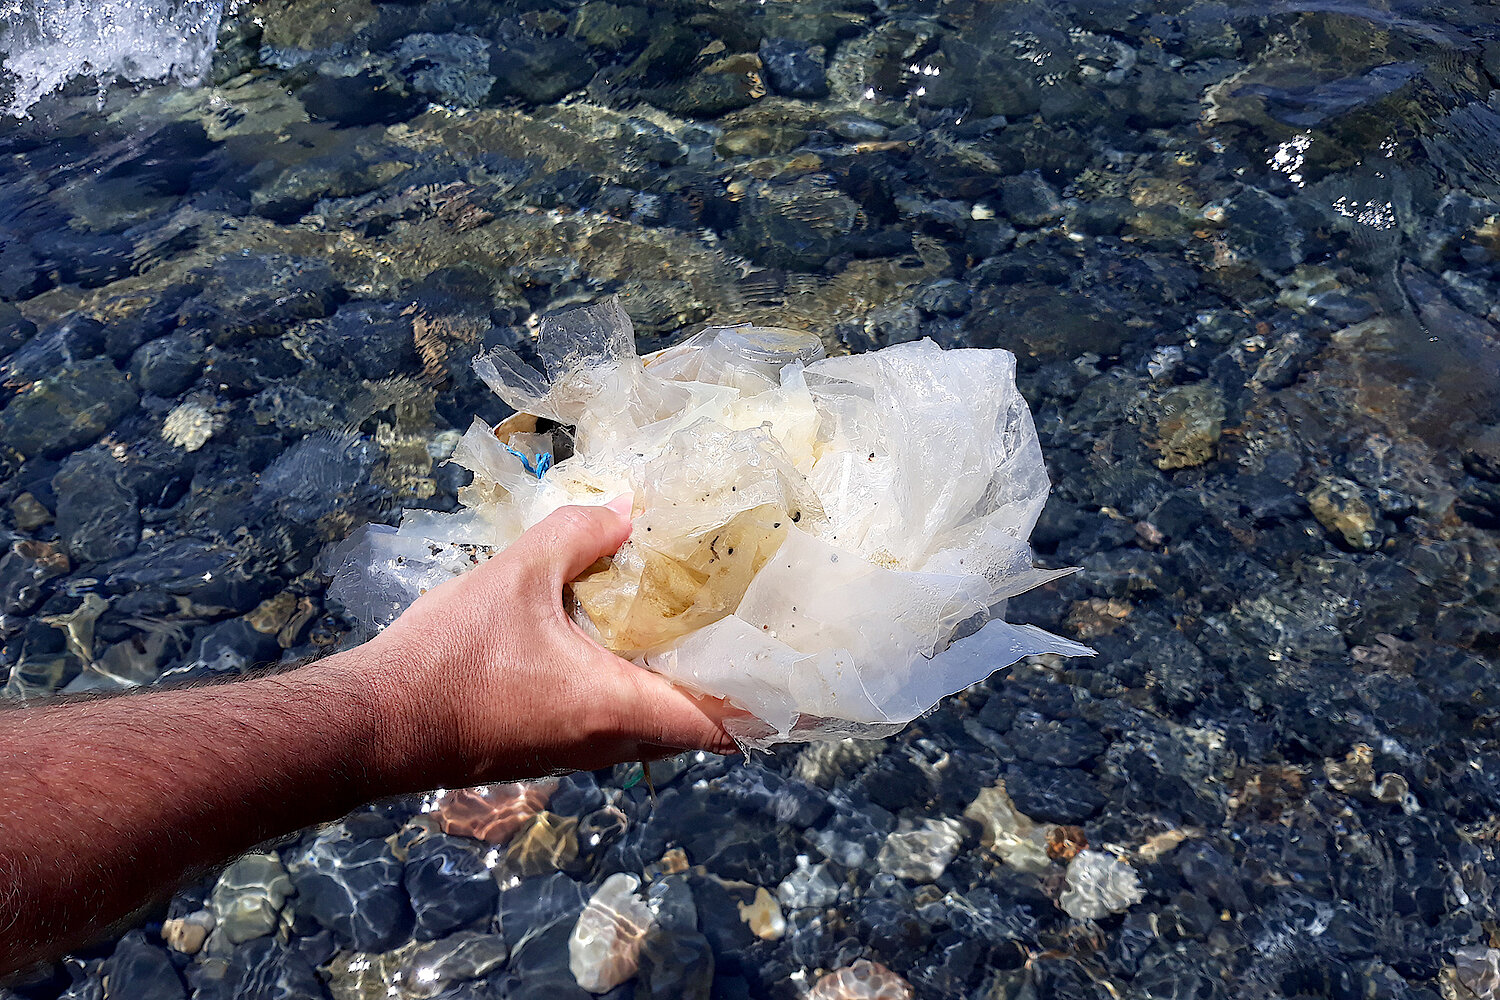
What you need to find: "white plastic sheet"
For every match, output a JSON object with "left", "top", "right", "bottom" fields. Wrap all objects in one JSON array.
[{"left": 328, "top": 298, "right": 1092, "bottom": 748}]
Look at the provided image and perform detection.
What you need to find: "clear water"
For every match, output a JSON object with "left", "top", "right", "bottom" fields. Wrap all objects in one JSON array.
[{"left": 3, "top": 0, "right": 1500, "bottom": 997}]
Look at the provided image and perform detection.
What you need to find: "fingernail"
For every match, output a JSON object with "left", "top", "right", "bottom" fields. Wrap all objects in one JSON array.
[{"left": 605, "top": 492, "right": 634, "bottom": 518}]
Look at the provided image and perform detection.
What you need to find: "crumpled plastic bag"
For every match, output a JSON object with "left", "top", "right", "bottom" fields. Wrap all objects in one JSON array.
[{"left": 327, "top": 297, "right": 1092, "bottom": 748}]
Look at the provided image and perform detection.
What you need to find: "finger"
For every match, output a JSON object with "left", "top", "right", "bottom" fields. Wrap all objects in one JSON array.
[
  {"left": 510, "top": 499, "right": 633, "bottom": 589},
  {"left": 610, "top": 662, "right": 739, "bottom": 755}
]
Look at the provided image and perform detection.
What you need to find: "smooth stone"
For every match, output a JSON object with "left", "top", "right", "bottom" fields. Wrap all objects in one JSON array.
[
  {"left": 759, "top": 38, "right": 829, "bottom": 98},
  {"left": 130, "top": 332, "right": 204, "bottom": 397},
  {"left": 211, "top": 852, "right": 294, "bottom": 945},
  {"left": 403, "top": 834, "right": 500, "bottom": 940},
  {"left": 398, "top": 931, "right": 509, "bottom": 999},
  {"left": 52, "top": 447, "right": 140, "bottom": 564},
  {"left": 1057, "top": 850, "right": 1145, "bottom": 920},
  {"left": 876, "top": 818, "right": 964, "bottom": 883},
  {"left": 0, "top": 358, "right": 137, "bottom": 459},
  {"left": 288, "top": 825, "right": 413, "bottom": 952},
  {"left": 105, "top": 930, "right": 186, "bottom": 1000}
]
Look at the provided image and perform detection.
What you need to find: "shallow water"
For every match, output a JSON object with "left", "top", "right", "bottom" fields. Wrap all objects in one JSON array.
[{"left": 2, "top": 0, "right": 1500, "bottom": 997}]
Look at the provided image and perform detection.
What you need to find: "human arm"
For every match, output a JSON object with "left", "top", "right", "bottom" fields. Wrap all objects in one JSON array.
[{"left": 0, "top": 499, "right": 734, "bottom": 974}]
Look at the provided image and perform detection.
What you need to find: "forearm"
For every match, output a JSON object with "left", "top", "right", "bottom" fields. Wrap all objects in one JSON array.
[{"left": 0, "top": 636, "right": 433, "bottom": 974}]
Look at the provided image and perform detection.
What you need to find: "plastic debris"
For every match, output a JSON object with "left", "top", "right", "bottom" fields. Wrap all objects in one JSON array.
[{"left": 329, "top": 297, "right": 1092, "bottom": 747}]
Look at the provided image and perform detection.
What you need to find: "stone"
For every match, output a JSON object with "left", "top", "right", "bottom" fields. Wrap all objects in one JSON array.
[
  {"left": 490, "top": 26, "right": 596, "bottom": 104},
  {"left": 10, "top": 491, "right": 52, "bottom": 531},
  {"left": 1009, "top": 714, "right": 1106, "bottom": 767},
  {"left": 734, "top": 177, "right": 861, "bottom": 271},
  {"left": 222, "top": 937, "right": 327, "bottom": 1000},
  {"left": 288, "top": 825, "right": 413, "bottom": 952},
  {"left": 806, "top": 959, "right": 913, "bottom": 1000},
  {"left": 876, "top": 817, "right": 964, "bottom": 883},
  {"left": 637, "top": 927, "right": 714, "bottom": 1000},
  {"left": 963, "top": 781, "right": 1053, "bottom": 874},
  {"left": 1308, "top": 476, "right": 1380, "bottom": 551},
  {"left": 161, "top": 910, "right": 214, "bottom": 955},
  {"left": 397, "top": 931, "right": 509, "bottom": 999},
  {"left": 568, "top": 872, "right": 654, "bottom": 993},
  {"left": 0, "top": 358, "right": 137, "bottom": 459},
  {"left": 1057, "top": 850, "right": 1145, "bottom": 920},
  {"left": 211, "top": 853, "right": 293, "bottom": 945},
  {"left": 499, "top": 871, "right": 589, "bottom": 986},
  {"left": 503, "top": 812, "right": 580, "bottom": 877},
  {"left": 0, "top": 539, "right": 68, "bottom": 615},
  {"left": 131, "top": 333, "right": 203, "bottom": 397},
  {"left": 999, "top": 172, "right": 1064, "bottom": 227},
  {"left": 1150, "top": 383, "right": 1225, "bottom": 471},
  {"left": 395, "top": 33, "right": 495, "bottom": 106},
  {"left": 52, "top": 448, "right": 140, "bottom": 564},
  {"left": 403, "top": 834, "right": 499, "bottom": 940},
  {"left": 759, "top": 38, "right": 828, "bottom": 98},
  {"left": 177, "top": 253, "right": 342, "bottom": 346},
  {"left": 161, "top": 399, "right": 220, "bottom": 452},
  {"left": 430, "top": 779, "right": 557, "bottom": 845},
  {"left": 736, "top": 887, "right": 785, "bottom": 941},
  {"left": 1452, "top": 945, "right": 1500, "bottom": 999},
  {"left": 1045, "top": 826, "right": 1088, "bottom": 863},
  {"left": 777, "top": 856, "right": 840, "bottom": 910},
  {"left": 105, "top": 930, "right": 186, "bottom": 1000}
]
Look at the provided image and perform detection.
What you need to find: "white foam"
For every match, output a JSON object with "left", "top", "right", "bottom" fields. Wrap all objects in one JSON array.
[{"left": 0, "top": 0, "right": 223, "bottom": 117}]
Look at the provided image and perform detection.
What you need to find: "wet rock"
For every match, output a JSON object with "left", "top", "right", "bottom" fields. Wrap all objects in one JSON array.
[
  {"left": 288, "top": 825, "right": 413, "bottom": 952},
  {"left": 999, "top": 172, "right": 1064, "bottom": 227},
  {"left": 735, "top": 886, "right": 784, "bottom": 941},
  {"left": 499, "top": 871, "right": 589, "bottom": 990},
  {"left": 759, "top": 38, "right": 829, "bottom": 98},
  {"left": 10, "top": 490, "right": 51, "bottom": 531},
  {"left": 806, "top": 959, "right": 913, "bottom": 1000},
  {"left": 963, "top": 780, "right": 1052, "bottom": 874},
  {"left": 490, "top": 25, "right": 595, "bottom": 104},
  {"left": 734, "top": 176, "right": 860, "bottom": 270},
  {"left": 131, "top": 333, "right": 204, "bottom": 397},
  {"left": 570, "top": 2, "right": 652, "bottom": 52},
  {"left": 1225, "top": 187, "right": 1304, "bottom": 273},
  {"left": 1308, "top": 476, "right": 1380, "bottom": 550},
  {"left": 211, "top": 852, "right": 294, "bottom": 945},
  {"left": 430, "top": 779, "right": 557, "bottom": 845},
  {"left": 638, "top": 926, "right": 714, "bottom": 1000},
  {"left": 53, "top": 447, "right": 140, "bottom": 564},
  {"left": 1150, "top": 383, "right": 1225, "bottom": 470},
  {"left": 646, "top": 55, "right": 764, "bottom": 117},
  {"left": 398, "top": 931, "right": 509, "bottom": 998},
  {"left": 403, "top": 834, "right": 499, "bottom": 940},
  {"left": 0, "top": 358, "right": 137, "bottom": 459},
  {"left": 105, "top": 931, "right": 186, "bottom": 1000},
  {"left": 1452, "top": 945, "right": 1500, "bottom": 999},
  {"left": 221, "top": 937, "right": 327, "bottom": 1000},
  {"left": 162, "top": 910, "right": 215, "bottom": 955},
  {"left": 298, "top": 69, "right": 424, "bottom": 127},
  {"left": 1004, "top": 764, "right": 1105, "bottom": 824},
  {"left": 0, "top": 539, "right": 68, "bottom": 615},
  {"left": 291, "top": 301, "right": 416, "bottom": 381},
  {"left": 877, "top": 817, "right": 964, "bottom": 882},
  {"left": 1057, "top": 850, "right": 1145, "bottom": 920},
  {"left": 504, "top": 812, "right": 580, "bottom": 877},
  {"left": 777, "top": 857, "right": 840, "bottom": 910},
  {"left": 569, "top": 872, "right": 654, "bottom": 993},
  {"left": 1010, "top": 714, "right": 1106, "bottom": 767},
  {"left": 178, "top": 253, "right": 343, "bottom": 347},
  {"left": 396, "top": 33, "right": 495, "bottom": 106}
]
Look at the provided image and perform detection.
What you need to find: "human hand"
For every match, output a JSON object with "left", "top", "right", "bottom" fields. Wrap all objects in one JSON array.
[{"left": 363, "top": 497, "right": 738, "bottom": 789}]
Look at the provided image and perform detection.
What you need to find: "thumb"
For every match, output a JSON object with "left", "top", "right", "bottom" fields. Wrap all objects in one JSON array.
[
  {"left": 611, "top": 661, "right": 739, "bottom": 755},
  {"left": 512, "top": 496, "right": 634, "bottom": 589}
]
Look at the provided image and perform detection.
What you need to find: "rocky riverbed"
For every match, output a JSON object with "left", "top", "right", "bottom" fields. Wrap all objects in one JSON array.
[{"left": 3, "top": 0, "right": 1500, "bottom": 998}]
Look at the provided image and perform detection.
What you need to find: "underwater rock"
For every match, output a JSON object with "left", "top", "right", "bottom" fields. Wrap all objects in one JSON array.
[
  {"left": 430, "top": 779, "right": 557, "bottom": 845},
  {"left": 736, "top": 887, "right": 785, "bottom": 940},
  {"left": 1150, "top": 383, "right": 1225, "bottom": 471},
  {"left": 777, "top": 856, "right": 840, "bottom": 910},
  {"left": 759, "top": 38, "right": 829, "bottom": 98},
  {"left": 403, "top": 834, "right": 499, "bottom": 940},
  {"left": 131, "top": 333, "right": 204, "bottom": 397},
  {"left": 0, "top": 539, "right": 68, "bottom": 615},
  {"left": 499, "top": 871, "right": 589, "bottom": 991},
  {"left": 490, "top": 24, "right": 596, "bottom": 104},
  {"left": 0, "top": 359, "right": 137, "bottom": 459},
  {"left": 1057, "top": 850, "right": 1145, "bottom": 920},
  {"left": 963, "top": 780, "right": 1052, "bottom": 874},
  {"left": 503, "top": 812, "right": 580, "bottom": 877},
  {"left": 1308, "top": 476, "right": 1380, "bottom": 551},
  {"left": 733, "top": 177, "right": 861, "bottom": 270},
  {"left": 211, "top": 853, "right": 294, "bottom": 945},
  {"left": 288, "top": 825, "right": 413, "bottom": 952},
  {"left": 568, "top": 872, "right": 654, "bottom": 993},
  {"left": 637, "top": 927, "right": 715, "bottom": 1000},
  {"left": 105, "top": 930, "right": 187, "bottom": 1000},
  {"left": 1451, "top": 945, "right": 1500, "bottom": 999},
  {"left": 877, "top": 817, "right": 964, "bottom": 883},
  {"left": 161, "top": 909, "right": 215, "bottom": 955},
  {"left": 396, "top": 931, "right": 509, "bottom": 999},
  {"left": 395, "top": 33, "right": 495, "bottom": 106},
  {"left": 999, "top": 173, "right": 1064, "bottom": 228},
  {"left": 806, "top": 959, "right": 913, "bottom": 1000},
  {"left": 53, "top": 448, "right": 140, "bottom": 564}
]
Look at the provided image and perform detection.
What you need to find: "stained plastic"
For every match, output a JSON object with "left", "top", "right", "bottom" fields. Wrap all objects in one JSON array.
[{"left": 328, "top": 298, "right": 1092, "bottom": 748}]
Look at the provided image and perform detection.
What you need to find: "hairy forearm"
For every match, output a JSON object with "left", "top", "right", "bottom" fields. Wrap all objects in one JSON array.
[{"left": 0, "top": 636, "right": 434, "bottom": 974}]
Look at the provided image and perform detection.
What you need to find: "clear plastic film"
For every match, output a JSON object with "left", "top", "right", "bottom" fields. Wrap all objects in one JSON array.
[{"left": 327, "top": 297, "right": 1092, "bottom": 749}]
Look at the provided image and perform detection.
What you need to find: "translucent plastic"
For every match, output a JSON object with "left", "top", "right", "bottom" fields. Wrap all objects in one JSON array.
[{"left": 328, "top": 297, "right": 1093, "bottom": 748}]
